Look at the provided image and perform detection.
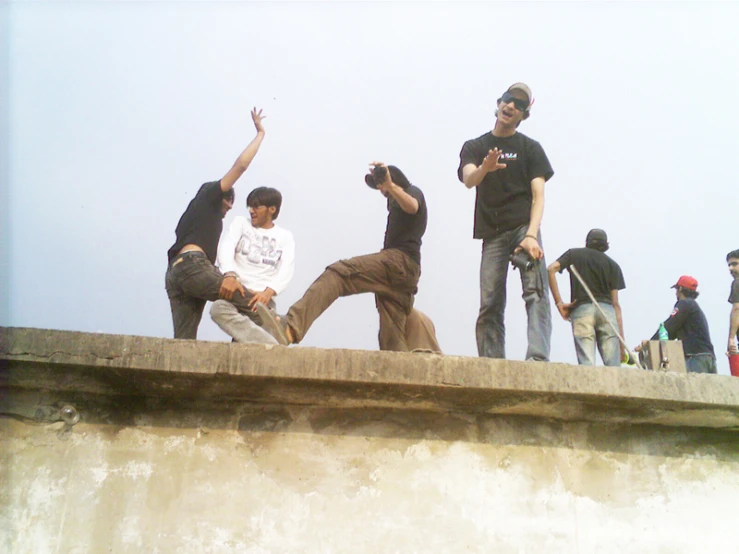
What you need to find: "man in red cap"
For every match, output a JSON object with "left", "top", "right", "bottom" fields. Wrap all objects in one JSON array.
[
  {"left": 640, "top": 276, "right": 717, "bottom": 373},
  {"left": 457, "top": 82, "right": 554, "bottom": 361}
]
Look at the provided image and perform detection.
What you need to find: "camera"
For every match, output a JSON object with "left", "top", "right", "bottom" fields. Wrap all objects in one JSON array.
[
  {"left": 364, "top": 165, "right": 388, "bottom": 189},
  {"left": 510, "top": 250, "right": 536, "bottom": 272}
]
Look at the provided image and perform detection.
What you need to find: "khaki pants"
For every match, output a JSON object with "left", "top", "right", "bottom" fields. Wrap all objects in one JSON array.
[
  {"left": 406, "top": 309, "right": 442, "bottom": 353},
  {"left": 287, "top": 249, "right": 420, "bottom": 352}
]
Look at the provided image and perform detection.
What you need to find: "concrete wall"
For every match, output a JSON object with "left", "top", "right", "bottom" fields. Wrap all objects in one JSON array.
[{"left": 2, "top": 327, "right": 739, "bottom": 553}]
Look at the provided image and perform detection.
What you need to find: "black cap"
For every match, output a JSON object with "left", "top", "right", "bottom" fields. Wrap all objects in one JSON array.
[{"left": 586, "top": 229, "right": 609, "bottom": 252}]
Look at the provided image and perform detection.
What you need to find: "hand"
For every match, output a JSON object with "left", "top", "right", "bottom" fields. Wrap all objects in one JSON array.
[
  {"left": 219, "top": 275, "right": 246, "bottom": 301},
  {"left": 556, "top": 302, "right": 575, "bottom": 321},
  {"left": 518, "top": 235, "right": 543, "bottom": 261},
  {"left": 248, "top": 288, "right": 276, "bottom": 311},
  {"left": 620, "top": 346, "right": 629, "bottom": 364},
  {"left": 728, "top": 340, "right": 738, "bottom": 355},
  {"left": 634, "top": 340, "right": 649, "bottom": 353},
  {"left": 481, "top": 148, "right": 507, "bottom": 173},
  {"left": 369, "top": 161, "right": 394, "bottom": 192},
  {"left": 251, "top": 107, "right": 266, "bottom": 134}
]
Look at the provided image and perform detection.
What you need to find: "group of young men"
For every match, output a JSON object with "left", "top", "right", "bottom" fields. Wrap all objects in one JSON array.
[{"left": 165, "top": 88, "right": 739, "bottom": 374}]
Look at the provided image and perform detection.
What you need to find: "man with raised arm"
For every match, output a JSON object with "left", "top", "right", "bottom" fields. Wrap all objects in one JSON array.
[
  {"left": 257, "top": 163, "right": 427, "bottom": 352},
  {"left": 209, "top": 187, "right": 295, "bottom": 344},
  {"left": 457, "top": 83, "right": 554, "bottom": 361},
  {"left": 165, "top": 108, "right": 267, "bottom": 339}
]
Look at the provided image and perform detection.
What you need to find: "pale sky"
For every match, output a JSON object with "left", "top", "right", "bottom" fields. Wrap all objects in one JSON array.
[{"left": 3, "top": 1, "right": 738, "bottom": 374}]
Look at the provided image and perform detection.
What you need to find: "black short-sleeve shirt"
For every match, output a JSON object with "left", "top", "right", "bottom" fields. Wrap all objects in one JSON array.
[
  {"left": 383, "top": 185, "right": 427, "bottom": 266},
  {"left": 457, "top": 131, "right": 553, "bottom": 239},
  {"left": 729, "top": 277, "right": 739, "bottom": 304},
  {"left": 167, "top": 181, "right": 224, "bottom": 263},
  {"left": 556, "top": 247, "right": 625, "bottom": 306}
]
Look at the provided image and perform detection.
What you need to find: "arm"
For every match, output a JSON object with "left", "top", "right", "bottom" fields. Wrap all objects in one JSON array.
[
  {"left": 216, "top": 218, "right": 246, "bottom": 301},
  {"left": 547, "top": 260, "right": 574, "bottom": 320},
  {"left": 372, "top": 162, "right": 420, "bottom": 214},
  {"left": 461, "top": 148, "right": 507, "bottom": 189},
  {"left": 611, "top": 289, "right": 626, "bottom": 359},
  {"left": 220, "top": 108, "right": 266, "bottom": 193},
  {"left": 517, "top": 177, "right": 545, "bottom": 260},
  {"left": 729, "top": 303, "right": 739, "bottom": 354}
]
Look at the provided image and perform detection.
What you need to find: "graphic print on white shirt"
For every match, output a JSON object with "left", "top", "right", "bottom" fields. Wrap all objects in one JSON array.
[
  {"left": 237, "top": 230, "right": 282, "bottom": 267},
  {"left": 216, "top": 216, "right": 296, "bottom": 296}
]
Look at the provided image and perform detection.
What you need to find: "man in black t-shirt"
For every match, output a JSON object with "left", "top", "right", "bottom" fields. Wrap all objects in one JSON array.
[
  {"left": 257, "top": 163, "right": 430, "bottom": 352},
  {"left": 165, "top": 108, "right": 269, "bottom": 339},
  {"left": 638, "top": 276, "right": 717, "bottom": 374},
  {"left": 547, "top": 229, "right": 626, "bottom": 367},
  {"left": 726, "top": 249, "right": 739, "bottom": 355},
  {"left": 458, "top": 82, "right": 554, "bottom": 361}
]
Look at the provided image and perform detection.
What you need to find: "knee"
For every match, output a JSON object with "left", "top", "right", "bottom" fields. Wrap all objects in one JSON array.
[{"left": 209, "top": 299, "right": 232, "bottom": 320}]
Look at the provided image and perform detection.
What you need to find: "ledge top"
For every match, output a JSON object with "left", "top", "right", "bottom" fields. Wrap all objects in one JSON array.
[{"left": 2, "top": 326, "right": 738, "bottom": 429}]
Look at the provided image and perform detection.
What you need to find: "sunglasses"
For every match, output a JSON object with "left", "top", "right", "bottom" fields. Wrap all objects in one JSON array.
[{"left": 499, "top": 91, "right": 529, "bottom": 111}]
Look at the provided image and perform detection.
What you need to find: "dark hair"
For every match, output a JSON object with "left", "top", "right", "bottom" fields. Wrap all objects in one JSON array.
[
  {"left": 679, "top": 287, "right": 699, "bottom": 299},
  {"left": 586, "top": 239, "right": 609, "bottom": 253},
  {"left": 222, "top": 188, "right": 235, "bottom": 202},
  {"left": 388, "top": 166, "right": 412, "bottom": 189},
  {"left": 727, "top": 250, "right": 739, "bottom": 262},
  {"left": 246, "top": 187, "right": 282, "bottom": 220}
]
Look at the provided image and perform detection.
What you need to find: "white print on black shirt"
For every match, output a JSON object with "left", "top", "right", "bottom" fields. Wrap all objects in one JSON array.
[
  {"left": 499, "top": 153, "right": 518, "bottom": 161},
  {"left": 236, "top": 230, "right": 282, "bottom": 267}
]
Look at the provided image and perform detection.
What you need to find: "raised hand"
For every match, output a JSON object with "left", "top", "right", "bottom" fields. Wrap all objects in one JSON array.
[
  {"left": 481, "top": 148, "right": 507, "bottom": 173},
  {"left": 251, "top": 107, "right": 266, "bottom": 134}
]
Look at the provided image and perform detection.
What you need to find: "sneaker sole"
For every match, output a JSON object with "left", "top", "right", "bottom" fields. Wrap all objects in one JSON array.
[{"left": 255, "top": 302, "right": 289, "bottom": 346}]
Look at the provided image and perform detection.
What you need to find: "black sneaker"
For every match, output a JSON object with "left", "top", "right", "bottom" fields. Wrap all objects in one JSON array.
[{"left": 255, "top": 302, "right": 290, "bottom": 346}]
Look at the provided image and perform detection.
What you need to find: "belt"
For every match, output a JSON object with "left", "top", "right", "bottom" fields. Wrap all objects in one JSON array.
[{"left": 170, "top": 250, "right": 206, "bottom": 268}]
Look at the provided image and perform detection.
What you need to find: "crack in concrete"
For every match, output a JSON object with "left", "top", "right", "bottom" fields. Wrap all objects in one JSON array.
[{"left": 6, "top": 350, "right": 124, "bottom": 361}]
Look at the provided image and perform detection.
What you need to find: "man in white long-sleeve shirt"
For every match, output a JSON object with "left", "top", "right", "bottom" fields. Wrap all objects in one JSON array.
[{"left": 210, "top": 187, "right": 295, "bottom": 344}]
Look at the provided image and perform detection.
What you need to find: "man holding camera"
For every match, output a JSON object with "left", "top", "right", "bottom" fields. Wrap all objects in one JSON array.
[
  {"left": 257, "top": 163, "right": 427, "bottom": 352},
  {"left": 458, "top": 83, "right": 554, "bottom": 360},
  {"left": 547, "top": 229, "right": 626, "bottom": 366}
]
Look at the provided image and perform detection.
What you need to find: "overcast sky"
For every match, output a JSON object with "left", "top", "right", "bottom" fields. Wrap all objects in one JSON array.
[{"left": 3, "top": 1, "right": 738, "bottom": 374}]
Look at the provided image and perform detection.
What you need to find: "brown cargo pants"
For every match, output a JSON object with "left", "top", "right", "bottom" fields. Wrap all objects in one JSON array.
[{"left": 286, "top": 249, "right": 421, "bottom": 352}]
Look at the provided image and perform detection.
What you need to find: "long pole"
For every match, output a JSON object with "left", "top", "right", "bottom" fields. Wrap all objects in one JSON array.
[{"left": 569, "top": 265, "right": 643, "bottom": 370}]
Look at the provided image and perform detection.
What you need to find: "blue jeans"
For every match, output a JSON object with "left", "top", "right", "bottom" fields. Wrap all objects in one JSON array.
[
  {"left": 570, "top": 302, "right": 620, "bottom": 366},
  {"left": 685, "top": 354, "right": 717, "bottom": 374},
  {"left": 477, "top": 225, "right": 552, "bottom": 361}
]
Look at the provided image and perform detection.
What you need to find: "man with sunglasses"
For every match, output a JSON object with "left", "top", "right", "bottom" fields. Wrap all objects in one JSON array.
[{"left": 458, "top": 83, "right": 554, "bottom": 361}]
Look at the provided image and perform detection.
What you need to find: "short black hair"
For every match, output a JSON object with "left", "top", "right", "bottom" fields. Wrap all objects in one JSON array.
[
  {"left": 727, "top": 250, "right": 739, "bottom": 262},
  {"left": 246, "top": 187, "right": 283, "bottom": 220},
  {"left": 679, "top": 287, "right": 699, "bottom": 299},
  {"left": 222, "top": 188, "right": 235, "bottom": 202},
  {"left": 388, "top": 166, "right": 412, "bottom": 190}
]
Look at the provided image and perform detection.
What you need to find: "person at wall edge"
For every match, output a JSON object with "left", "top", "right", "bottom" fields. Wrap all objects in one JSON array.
[
  {"left": 165, "top": 108, "right": 268, "bottom": 339},
  {"left": 547, "top": 229, "right": 626, "bottom": 367},
  {"left": 457, "top": 82, "right": 554, "bottom": 361},
  {"left": 726, "top": 249, "right": 739, "bottom": 357}
]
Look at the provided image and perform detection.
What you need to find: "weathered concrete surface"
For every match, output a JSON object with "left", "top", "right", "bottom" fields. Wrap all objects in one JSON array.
[
  {"left": 2, "top": 327, "right": 739, "bottom": 428},
  {"left": 2, "top": 327, "right": 739, "bottom": 553}
]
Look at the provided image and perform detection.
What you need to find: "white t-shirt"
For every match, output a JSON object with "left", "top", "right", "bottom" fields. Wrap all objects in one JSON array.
[{"left": 216, "top": 216, "right": 295, "bottom": 296}]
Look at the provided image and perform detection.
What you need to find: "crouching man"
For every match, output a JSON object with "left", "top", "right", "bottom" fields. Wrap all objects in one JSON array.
[
  {"left": 258, "top": 162, "right": 428, "bottom": 352},
  {"left": 210, "top": 187, "right": 295, "bottom": 343}
]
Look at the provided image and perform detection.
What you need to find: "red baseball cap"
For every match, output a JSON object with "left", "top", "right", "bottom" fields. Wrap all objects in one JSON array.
[{"left": 671, "top": 275, "right": 698, "bottom": 291}]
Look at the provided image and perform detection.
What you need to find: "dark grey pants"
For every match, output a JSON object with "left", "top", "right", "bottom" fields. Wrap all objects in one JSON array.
[{"left": 164, "top": 251, "right": 259, "bottom": 339}]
